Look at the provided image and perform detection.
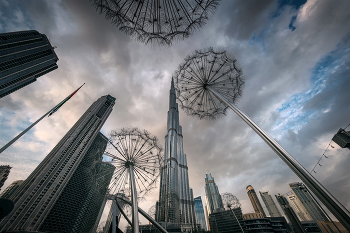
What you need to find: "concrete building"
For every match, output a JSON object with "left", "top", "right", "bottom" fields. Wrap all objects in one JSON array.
[
  {"left": 0, "top": 30, "right": 58, "bottom": 98},
  {"left": 289, "top": 182, "right": 328, "bottom": 221},
  {"left": 156, "top": 79, "right": 196, "bottom": 230},
  {"left": 246, "top": 185, "right": 266, "bottom": 217},
  {"left": 205, "top": 171, "right": 224, "bottom": 215},
  {"left": 276, "top": 194, "right": 305, "bottom": 233},
  {"left": 194, "top": 196, "right": 207, "bottom": 231},
  {"left": 0, "top": 180, "right": 23, "bottom": 199},
  {"left": 208, "top": 208, "right": 245, "bottom": 233},
  {"left": 0, "top": 165, "right": 11, "bottom": 190},
  {"left": 259, "top": 191, "right": 282, "bottom": 217},
  {"left": 0, "top": 95, "right": 115, "bottom": 232}
]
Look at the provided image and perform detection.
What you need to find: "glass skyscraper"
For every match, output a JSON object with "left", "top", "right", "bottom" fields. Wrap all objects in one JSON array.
[
  {"left": 205, "top": 171, "right": 224, "bottom": 215},
  {"left": 194, "top": 196, "right": 207, "bottom": 230},
  {"left": 156, "top": 79, "right": 196, "bottom": 229},
  {"left": 0, "top": 95, "right": 115, "bottom": 232},
  {"left": 0, "top": 30, "right": 58, "bottom": 98},
  {"left": 0, "top": 165, "right": 11, "bottom": 190},
  {"left": 0, "top": 180, "right": 23, "bottom": 199},
  {"left": 289, "top": 182, "right": 328, "bottom": 221},
  {"left": 259, "top": 191, "right": 282, "bottom": 217}
]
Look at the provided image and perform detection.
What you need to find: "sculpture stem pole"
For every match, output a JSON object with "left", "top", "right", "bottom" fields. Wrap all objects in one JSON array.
[
  {"left": 208, "top": 86, "right": 350, "bottom": 231},
  {"left": 129, "top": 164, "right": 140, "bottom": 233}
]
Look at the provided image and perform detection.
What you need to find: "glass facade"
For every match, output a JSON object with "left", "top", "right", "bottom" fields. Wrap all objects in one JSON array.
[
  {"left": 194, "top": 196, "right": 207, "bottom": 230},
  {"left": 0, "top": 30, "right": 58, "bottom": 98},
  {"left": 205, "top": 171, "right": 224, "bottom": 215},
  {"left": 289, "top": 182, "right": 328, "bottom": 221},
  {"left": 156, "top": 79, "right": 196, "bottom": 229}
]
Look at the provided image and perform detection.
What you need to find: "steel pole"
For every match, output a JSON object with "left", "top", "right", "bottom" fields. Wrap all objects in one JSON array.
[
  {"left": 112, "top": 200, "right": 117, "bottom": 233},
  {"left": 115, "top": 197, "right": 132, "bottom": 226},
  {"left": 0, "top": 107, "right": 54, "bottom": 154},
  {"left": 129, "top": 165, "right": 140, "bottom": 233},
  {"left": 208, "top": 86, "right": 350, "bottom": 231},
  {"left": 116, "top": 196, "right": 168, "bottom": 233}
]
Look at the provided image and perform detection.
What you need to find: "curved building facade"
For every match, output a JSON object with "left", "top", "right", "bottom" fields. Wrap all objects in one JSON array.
[{"left": 246, "top": 185, "right": 266, "bottom": 217}]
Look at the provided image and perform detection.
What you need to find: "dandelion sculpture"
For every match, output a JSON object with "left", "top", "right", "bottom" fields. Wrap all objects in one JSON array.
[
  {"left": 173, "top": 48, "right": 350, "bottom": 231},
  {"left": 105, "top": 128, "right": 163, "bottom": 233},
  {"left": 221, "top": 193, "right": 244, "bottom": 233},
  {"left": 91, "top": 0, "right": 220, "bottom": 45}
]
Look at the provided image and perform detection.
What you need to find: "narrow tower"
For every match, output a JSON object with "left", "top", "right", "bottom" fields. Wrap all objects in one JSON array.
[
  {"left": 0, "top": 95, "right": 115, "bottom": 232},
  {"left": 0, "top": 165, "right": 11, "bottom": 190},
  {"left": 156, "top": 79, "right": 196, "bottom": 229},
  {"left": 204, "top": 171, "right": 224, "bottom": 215},
  {"left": 246, "top": 185, "right": 266, "bottom": 217},
  {"left": 259, "top": 191, "right": 282, "bottom": 217},
  {"left": 0, "top": 30, "right": 58, "bottom": 98}
]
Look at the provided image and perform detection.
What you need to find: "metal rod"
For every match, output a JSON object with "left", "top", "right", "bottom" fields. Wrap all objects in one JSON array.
[
  {"left": 112, "top": 200, "right": 117, "bottom": 233},
  {"left": 116, "top": 196, "right": 169, "bottom": 233},
  {"left": 0, "top": 107, "right": 53, "bottom": 154},
  {"left": 115, "top": 197, "right": 132, "bottom": 226},
  {"left": 208, "top": 86, "right": 350, "bottom": 231},
  {"left": 129, "top": 164, "right": 140, "bottom": 233}
]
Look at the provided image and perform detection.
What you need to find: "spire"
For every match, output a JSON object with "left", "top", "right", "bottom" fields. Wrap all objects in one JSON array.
[{"left": 169, "top": 77, "right": 177, "bottom": 110}]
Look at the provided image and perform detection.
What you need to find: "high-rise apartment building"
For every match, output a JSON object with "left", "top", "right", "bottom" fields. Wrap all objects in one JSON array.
[
  {"left": 205, "top": 171, "right": 224, "bottom": 215},
  {"left": 289, "top": 182, "right": 328, "bottom": 221},
  {"left": 246, "top": 185, "right": 266, "bottom": 217},
  {"left": 0, "top": 30, "right": 58, "bottom": 98},
  {"left": 194, "top": 196, "right": 207, "bottom": 230},
  {"left": 0, "top": 95, "right": 115, "bottom": 232},
  {"left": 0, "top": 180, "right": 23, "bottom": 199},
  {"left": 287, "top": 194, "right": 312, "bottom": 221},
  {"left": 259, "top": 191, "right": 282, "bottom": 217},
  {"left": 276, "top": 194, "right": 305, "bottom": 233},
  {"left": 156, "top": 79, "right": 196, "bottom": 229},
  {"left": 40, "top": 132, "right": 115, "bottom": 233},
  {"left": 0, "top": 165, "right": 11, "bottom": 190}
]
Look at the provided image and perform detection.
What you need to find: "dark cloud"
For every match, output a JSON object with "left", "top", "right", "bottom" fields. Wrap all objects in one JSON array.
[{"left": 0, "top": 0, "right": 350, "bottom": 228}]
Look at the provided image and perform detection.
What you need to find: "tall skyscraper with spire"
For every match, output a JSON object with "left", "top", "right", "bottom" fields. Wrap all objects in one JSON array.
[
  {"left": 156, "top": 79, "right": 196, "bottom": 230},
  {"left": 0, "top": 95, "right": 115, "bottom": 232},
  {"left": 204, "top": 171, "right": 224, "bottom": 215}
]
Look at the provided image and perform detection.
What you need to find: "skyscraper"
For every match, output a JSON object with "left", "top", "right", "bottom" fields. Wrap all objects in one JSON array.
[
  {"left": 0, "top": 30, "right": 58, "bottom": 98},
  {"left": 287, "top": 194, "right": 312, "bottom": 221},
  {"left": 259, "top": 191, "right": 282, "bottom": 217},
  {"left": 194, "top": 196, "right": 207, "bottom": 230},
  {"left": 0, "top": 165, "right": 11, "bottom": 190},
  {"left": 205, "top": 171, "right": 224, "bottom": 215},
  {"left": 39, "top": 133, "right": 115, "bottom": 233},
  {"left": 0, "top": 95, "right": 115, "bottom": 232},
  {"left": 0, "top": 180, "right": 23, "bottom": 199},
  {"left": 276, "top": 194, "right": 306, "bottom": 233},
  {"left": 246, "top": 185, "right": 266, "bottom": 217},
  {"left": 289, "top": 182, "right": 328, "bottom": 221},
  {"left": 156, "top": 79, "right": 196, "bottom": 229}
]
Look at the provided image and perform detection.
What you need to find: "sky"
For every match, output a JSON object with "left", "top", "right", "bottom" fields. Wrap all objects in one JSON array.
[{"left": 0, "top": 0, "right": 350, "bottom": 230}]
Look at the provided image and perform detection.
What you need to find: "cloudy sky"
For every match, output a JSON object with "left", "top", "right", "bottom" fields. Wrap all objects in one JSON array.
[{"left": 1, "top": 0, "right": 350, "bottom": 229}]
